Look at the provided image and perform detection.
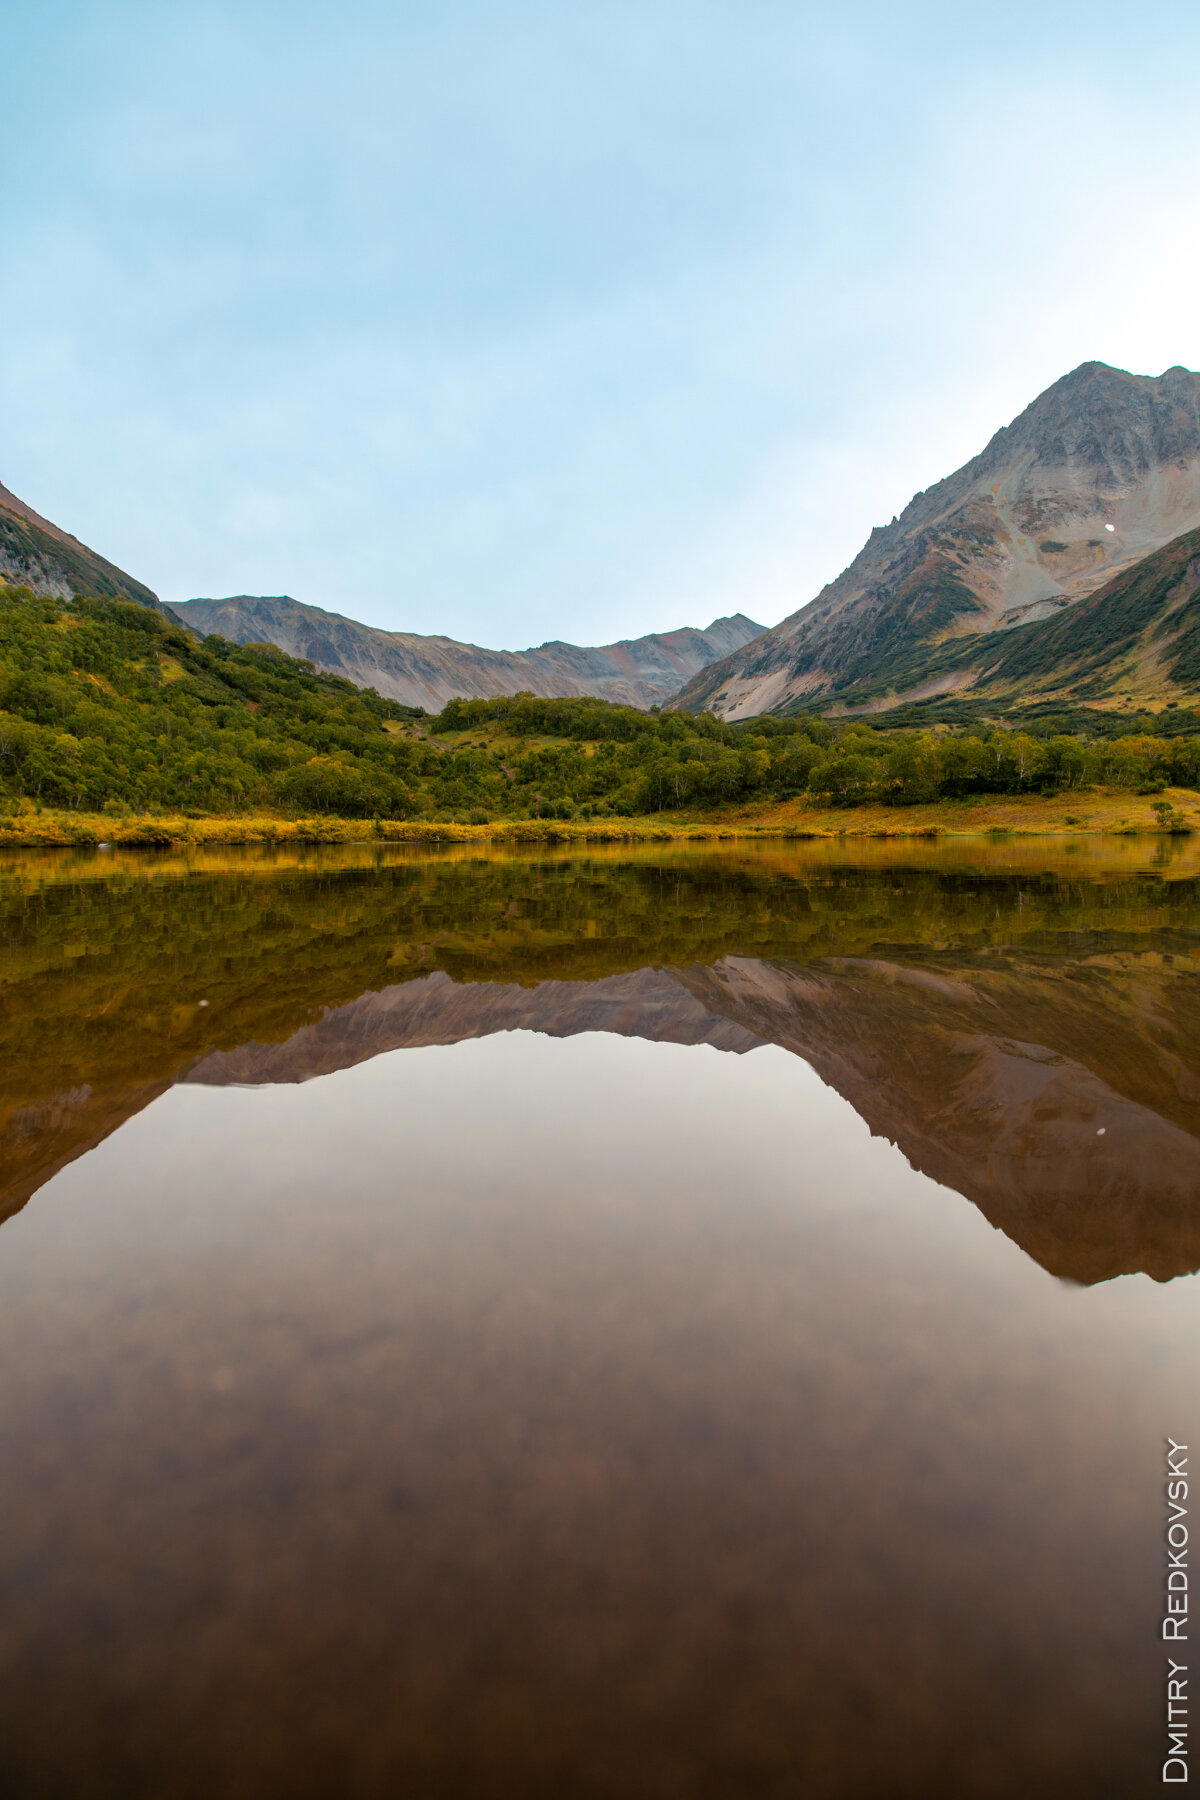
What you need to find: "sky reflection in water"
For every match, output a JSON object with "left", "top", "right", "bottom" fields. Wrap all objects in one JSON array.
[{"left": 0, "top": 841, "right": 1196, "bottom": 1798}]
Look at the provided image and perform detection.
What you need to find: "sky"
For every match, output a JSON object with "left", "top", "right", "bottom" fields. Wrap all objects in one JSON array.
[{"left": 4, "top": 1, "right": 1200, "bottom": 649}]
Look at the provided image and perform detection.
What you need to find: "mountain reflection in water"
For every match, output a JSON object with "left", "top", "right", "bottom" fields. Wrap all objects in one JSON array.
[
  {"left": 2, "top": 842, "right": 1199, "bottom": 1284},
  {"left": 1, "top": 841, "right": 1199, "bottom": 1800}
]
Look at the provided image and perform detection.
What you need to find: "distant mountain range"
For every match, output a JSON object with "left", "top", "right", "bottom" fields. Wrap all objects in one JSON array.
[
  {"left": 676, "top": 361, "right": 1200, "bottom": 717},
  {"left": 0, "top": 474, "right": 761, "bottom": 710},
  {"left": 168, "top": 594, "right": 764, "bottom": 710},
  {"left": 8, "top": 358, "right": 1200, "bottom": 719}
]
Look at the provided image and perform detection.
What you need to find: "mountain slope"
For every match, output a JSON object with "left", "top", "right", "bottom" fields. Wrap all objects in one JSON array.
[
  {"left": 675, "top": 362, "right": 1200, "bottom": 718},
  {"left": 0, "top": 584, "right": 832, "bottom": 821},
  {"left": 0, "top": 479, "right": 162, "bottom": 610},
  {"left": 170, "top": 593, "right": 763, "bottom": 710},
  {"left": 898, "top": 523, "right": 1200, "bottom": 712}
]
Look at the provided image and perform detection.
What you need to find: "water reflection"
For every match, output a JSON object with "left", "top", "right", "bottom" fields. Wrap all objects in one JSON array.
[
  {"left": 2, "top": 844, "right": 1198, "bottom": 1283},
  {"left": 1, "top": 843, "right": 1198, "bottom": 1799}
]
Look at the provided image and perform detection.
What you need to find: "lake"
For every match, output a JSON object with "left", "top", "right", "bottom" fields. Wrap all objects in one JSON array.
[{"left": 0, "top": 838, "right": 1196, "bottom": 1798}]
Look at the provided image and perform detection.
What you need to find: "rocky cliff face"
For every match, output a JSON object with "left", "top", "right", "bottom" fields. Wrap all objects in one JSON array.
[
  {"left": 170, "top": 593, "right": 764, "bottom": 710},
  {"left": 675, "top": 362, "right": 1200, "bottom": 717},
  {"left": 0, "top": 479, "right": 163, "bottom": 610}
]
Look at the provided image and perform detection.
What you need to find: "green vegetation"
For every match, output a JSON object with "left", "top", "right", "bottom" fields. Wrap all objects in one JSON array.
[
  {"left": 0, "top": 585, "right": 426, "bottom": 816},
  {"left": 432, "top": 692, "right": 1200, "bottom": 815},
  {"left": 779, "top": 564, "right": 987, "bottom": 696},
  {"left": 2, "top": 581, "right": 1200, "bottom": 829},
  {"left": 846, "top": 695, "right": 1200, "bottom": 737},
  {"left": 985, "top": 524, "right": 1200, "bottom": 695}
]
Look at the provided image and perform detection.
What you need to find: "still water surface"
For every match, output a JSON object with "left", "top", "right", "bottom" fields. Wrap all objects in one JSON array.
[{"left": 0, "top": 840, "right": 1197, "bottom": 1798}]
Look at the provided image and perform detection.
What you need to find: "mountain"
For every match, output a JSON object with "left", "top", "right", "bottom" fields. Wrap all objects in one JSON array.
[
  {"left": 1, "top": 474, "right": 760, "bottom": 711},
  {"left": 0, "top": 478, "right": 162, "bottom": 611},
  {"left": 675, "top": 362, "right": 1200, "bottom": 718},
  {"left": 906, "top": 522, "right": 1200, "bottom": 712},
  {"left": 169, "top": 593, "right": 764, "bottom": 710}
]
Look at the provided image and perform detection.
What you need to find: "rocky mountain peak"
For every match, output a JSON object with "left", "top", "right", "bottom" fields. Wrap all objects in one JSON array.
[
  {"left": 673, "top": 360, "right": 1200, "bottom": 720},
  {"left": 977, "top": 360, "right": 1200, "bottom": 479}
]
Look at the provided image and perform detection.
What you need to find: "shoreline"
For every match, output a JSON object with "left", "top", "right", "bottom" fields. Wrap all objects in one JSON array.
[{"left": 0, "top": 788, "right": 1198, "bottom": 849}]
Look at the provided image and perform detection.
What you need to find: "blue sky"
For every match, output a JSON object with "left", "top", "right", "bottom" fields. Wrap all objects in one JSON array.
[{"left": 4, "top": 1, "right": 1200, "bottom": 646}]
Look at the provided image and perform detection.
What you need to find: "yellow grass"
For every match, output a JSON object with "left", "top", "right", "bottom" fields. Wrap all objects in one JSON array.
[{"left": 0, "top": 787, "right": 1197, "bottom": 849}]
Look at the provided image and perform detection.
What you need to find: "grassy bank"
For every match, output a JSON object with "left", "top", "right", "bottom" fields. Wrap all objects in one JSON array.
[{"left": 1, "top": 787, "right": 1198, "bottom": 849}]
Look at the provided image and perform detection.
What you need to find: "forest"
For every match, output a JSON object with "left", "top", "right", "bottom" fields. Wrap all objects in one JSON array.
[{"left": 2, "top": 583, "right": 1200, "bottom": 821}]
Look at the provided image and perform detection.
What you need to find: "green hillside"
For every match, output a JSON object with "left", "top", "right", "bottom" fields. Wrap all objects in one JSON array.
[
  {"left": 2, "top": 580, "right": 1200, "bottom": 824},
  {"left": 970, "top": 523, "right": 1200, "bottom": 702},
  {"left": 0, "top": 585, "right": 424, "bottom": 816},
  {"left": 806, "top": 525, "right": 1200, "bottom": 715}
]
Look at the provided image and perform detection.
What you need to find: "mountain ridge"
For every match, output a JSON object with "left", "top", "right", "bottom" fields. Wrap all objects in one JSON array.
[
  {"left": 674, "top": 361, "right": 1200, "bottom": 718},
  {"left": 0, "top": 474, "right": 762, "bottom": 711},
  {"left": 169, "top": 593, "right": 764, "bottom": 710}
]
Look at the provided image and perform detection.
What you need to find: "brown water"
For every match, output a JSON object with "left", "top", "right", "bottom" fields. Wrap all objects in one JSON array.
[{"left": 0, "top": 841, "right": 1196, "bottom": 1798}]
